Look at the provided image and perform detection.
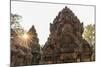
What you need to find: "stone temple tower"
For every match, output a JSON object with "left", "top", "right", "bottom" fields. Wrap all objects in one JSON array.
[{"left": 42, "top": 6, "right": 92, "bottom": 64}]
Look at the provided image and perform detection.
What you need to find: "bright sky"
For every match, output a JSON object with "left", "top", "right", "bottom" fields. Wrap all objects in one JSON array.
[{"left": 11, "top": 1, "right": 95, "bottom": 45}]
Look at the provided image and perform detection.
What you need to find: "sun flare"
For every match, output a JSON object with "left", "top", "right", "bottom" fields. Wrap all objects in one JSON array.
[
  {"left": 17, "top": 32, "right": 33, "bottom": 48},
  {"left": 22, "top": 33, "right": 29, "bottom": 40}
]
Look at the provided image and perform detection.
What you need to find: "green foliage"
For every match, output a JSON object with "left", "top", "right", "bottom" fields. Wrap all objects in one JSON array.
[
  {"left": 11, "top": 13, "right": 22, "bottom": 25},
  {"left": 11, "top": 13, "right": 24, "bottom": 35},
  {"left": 83, "top": 24, "right": 95, "bottom": 46}
]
